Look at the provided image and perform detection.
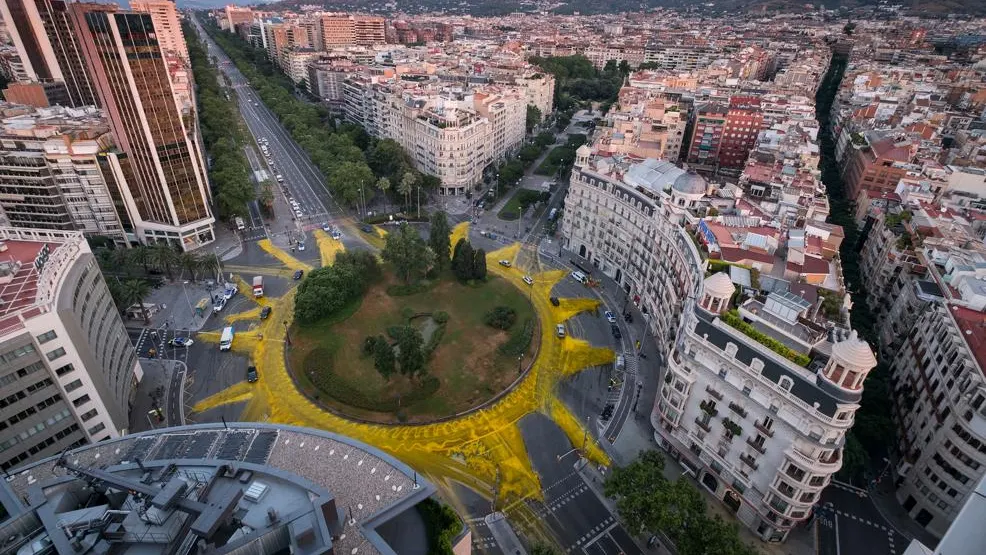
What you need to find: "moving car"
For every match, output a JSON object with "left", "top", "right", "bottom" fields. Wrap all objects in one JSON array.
[
  {"left": 293, "top": 269, "right": 304, "bottom": 280},
  {"left": 213, "top": 298, "right": 227, "bottom": 314},
  {"left": 361, "top": 224, "right": 373, "bottom": 233},
  {"left": 571, "top": 271, "right": 588, "bottom": 284},
  {"left": 550, "top": 296, "right": 560, "bottom": 306},
  {"left": 260, "top": 306, "right": 272, "bottom": 319},
  {"left": 605, "top": 310, "right": 616, "bottom": 323},
  {"left": 498, "top": 260, "right": 512, "bottom": 267},
  {"left": 611, "top": 324, "right": 622, "bottom": 339},
  {"left": 168, "top": 337, "right": 193, "bottom": 347},
  {"left": 322, "top": 223, "right": 331, "bottom": 232},
  {"left": 331, "top": 229, "right": 342, "bottom": 240},
  {"left": 523, "top": 275, "right": 534, "bottom": 286},
  {"left": 297, "top": 242, "right": 305, "bottom": 251},
  {"left": 246, "top": 366, "right": 258, "bottom": 383},
  {"left": 556, "top": 324, "right": 566, "bottom": 338}
]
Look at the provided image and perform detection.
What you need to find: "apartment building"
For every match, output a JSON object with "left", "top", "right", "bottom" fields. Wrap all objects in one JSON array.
[
  {"left": 318, "top": 14, "right": 385, "bottom": 47},
  {"left": 842, "top": 131, "right": 919, "bottom": 200},
  {"left": 595, "top": 93, "right": 687, "bottom": 162},
  {"left": 720, "top": 97, "right": 766, "bottom": 170},
  {"left": 0, "top": 0, "right": 98, "bottom": 107},
  {"left": 0, "top": 228, "right": 142, "bottom": 472},
  {"left": 283, "top": 48, "right": 321, "bottom": 84},
  {"left": 643, "top": 44, "right": 718, "bottom": 72},
  {"left": 73, "top": 3, "right": 214, "bottom": 250},
  {"left": 308, "top": 58, "right": 356, "bottom": 110},
  {"left": 687, "top": 102, "right": 729, "bottom": 170},
  {"left": 0, "top": 104, "right": 128, "bottom": 244},
  {"left": 130, "top": 0, "right": 188, "bottom": 65},
  {"left": 222, "top": 5, "right": 253, "bottom": 31}
]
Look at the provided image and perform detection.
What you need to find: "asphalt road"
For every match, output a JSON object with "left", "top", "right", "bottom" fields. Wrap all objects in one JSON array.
[{"left": 818, "top": 483, "right": 908, "bottom": 555}]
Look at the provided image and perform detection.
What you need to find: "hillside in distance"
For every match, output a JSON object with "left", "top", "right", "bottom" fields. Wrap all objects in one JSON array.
[{"left": 261, "top": 0, "right": 985, "bottom": 16}]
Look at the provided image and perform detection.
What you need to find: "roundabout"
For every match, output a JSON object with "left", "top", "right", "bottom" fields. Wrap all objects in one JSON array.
[{"left": 191, "top": 223, "right": 617, "bottom": 543}]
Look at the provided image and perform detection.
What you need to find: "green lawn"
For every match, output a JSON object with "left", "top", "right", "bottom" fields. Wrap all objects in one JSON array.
[
  {"left": 289, "top": 271, "right": 536, "bottom": 422},
  {"left": 497, "top": 189, "right": 545, "bottom": 221}
]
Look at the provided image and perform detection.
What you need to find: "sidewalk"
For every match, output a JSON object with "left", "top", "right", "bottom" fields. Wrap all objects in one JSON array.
[
  {"left": 867, "top": 477, "right": 939, "bottom": 548},
  {"left": 129, "top": 359, "right": 177, "bottom": 433}
]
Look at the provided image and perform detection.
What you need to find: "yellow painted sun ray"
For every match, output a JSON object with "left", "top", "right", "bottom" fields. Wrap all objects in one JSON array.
[
  {"left": 449, "top": 222, "right": 470, "bottom": 256},
  {"left": 258, "top": 238, "right": 312, "bottom": 272},
  {"left": 313, "top": 229, "right": 345, "bottom": 267},
  {"left": 192, "top": 380, "right": 256, "bottom": 412}
]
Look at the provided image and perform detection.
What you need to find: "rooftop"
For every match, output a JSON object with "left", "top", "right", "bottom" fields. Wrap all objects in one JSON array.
[
  {"left": 0, "top": 423, "right": 438, "bottom": 555},
  {"left": 0, "top": 229, "right": 88, "bottom": 328}
]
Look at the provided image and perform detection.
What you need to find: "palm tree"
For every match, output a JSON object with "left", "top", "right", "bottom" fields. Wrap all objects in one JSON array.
[
  {"left": 178, "top": 252, "right": 200, "bottom": 281},
  {"left": 377, "top": 177, "right": 391, "bottom": 213},
  {"left": 197, "top": 255, "right": 219, "bottom": 283},
  {"left": 119, "top": 279, "right": 152, "bottom": 324},
  {"left": 148, "top": 243, "right": 178, "bottom": 279},
  {"left": 128, "top": 245, "right": 151, "bottom": 274},
  {"left": 399, "top": 172, "right": 416, "bottom": 213}
]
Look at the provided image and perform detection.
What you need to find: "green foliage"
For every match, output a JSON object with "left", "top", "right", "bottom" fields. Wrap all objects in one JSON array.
[
  {"left": 367, "top": 138, "right": 416, "bottom": 184},
  {"left": 498, "top": 189, "right": 547, "bottom": 221},
  {"left": 294, "top": 250, "right": 380, "bottom": 324},
  {"left": 526, "top": 104, "right": 542, "bottom": 133},
  {"left": 429, "top": 211, "right": 452, "bottom": 270},
  {"left": 720, "top": 310, "right": 811, "bottom": 366},
  {"left": 519, "top": 144, "right": 543, "bottom": 164},
  {"left": 451, "top": 239, "right": 475, "bottom": 282},
  {"left": 382, "top": 223, "right": 433, "bottom": 285},
  {"left": 434, "top": 311, "right": 449, "bottom": 324},
  {"left": 498, "top": 159, "right": 525, "bottom": 186},
  {"left": 397, "top": 325, "right": 426, "bottom": 377},
  {"left": 417, "top": 498, "right": 461, "bottom": 555},
  {"left": 499, "top": 318, "right": 534, "bottom": 357},
  {"left": 304, "top": 347, "right": 439, "bottom": 412},
  {"left": 529, "top": 544, "right": 560, "bottom": 555},
  {"left": 837, "top": 433, "right": 870, "bottom": 484},
  {"left": 604, "top": 451, "right": 758, "bottom": 555},
  {"left": 472, "top": 248, "right": 487, "bottom": 281},
  {"left": 535, "top": 135, "right": 587, "bottom": 176},
  {"left": 535, "top": 131, "right": 556, "bottom": 149},
  {"left": 372, "top": 335, "right": 396, "bottom": 379},
  {"left": 484, "top": 306, "right": 517, "bottom": 330},
  {"left": 183, "top": 23, "right": 254, "bottom": 218},
  {"left": 423, "top": 323, "right": 446, "bottom": 358},
  {"left": 816, "top": 288, "right": 844, "bottom": 320},
  {"left": 722, "top": 418, "right": 743, "bottom": 438},
  {"left": 387, "top": 281, "right": 434, "bottom": 297}
]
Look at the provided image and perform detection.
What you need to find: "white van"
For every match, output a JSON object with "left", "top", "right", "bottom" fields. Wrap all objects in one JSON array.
[
  {"left": 571, "top": 271, "right": 588, "bottom": 284},
  {"left": 615, "top": 355, "right": 625, "bottom": 372},
  {"left": 219, "top": 326, "right": 234, "bottom": 351}
]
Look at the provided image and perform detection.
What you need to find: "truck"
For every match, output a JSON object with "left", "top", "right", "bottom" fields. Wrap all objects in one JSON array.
[
  {"left": 219, "top": 326, "right": 234, "bottom": 351},
  {"left": 253, "top": 276, "right": 264, "bottom": 297}
]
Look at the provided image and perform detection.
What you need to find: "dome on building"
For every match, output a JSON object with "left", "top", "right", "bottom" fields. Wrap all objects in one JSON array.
[
  {"left": 576, "top": 144, "right": 592, "bottom": 157},
  {"left": 831, "top": 330, "right": 877, "bottom": 368},
  {"left": 672, "top": 171, "right": 707, "bottom": 195},
  {"left": 704, "top": 272, "right": 734, "bottom": 298}
]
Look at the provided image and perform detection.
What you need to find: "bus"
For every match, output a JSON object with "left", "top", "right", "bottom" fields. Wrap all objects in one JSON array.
[
  {"left": 219, "top": 326, "right": 234, "bottom": 351},
  {"left": 235, "top": 217, "right": 245, "bottom": 231}
]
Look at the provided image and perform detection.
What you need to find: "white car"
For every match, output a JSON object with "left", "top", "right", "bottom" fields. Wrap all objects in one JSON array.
[
  {"left": 213, "top": 298, "right": 227, "bottom": 313},
  {"left": 571, "top": 271, "right": 588, "bottom": 284},
  {"left": 297, "top": 242, "right": 305, "bottom": 251},
  {"left": 556, "top": 324, "right": 566, "bottom": 338},
  {"left": 498, "top": 260, "right": 512, "bottom": 267},
  {"left": 605, "top": 310, "right": 616, "bottom": 323},
  {"left": 523, "top": 275, "right": 534, "bottom": 286},
  {"left": 168, "top": 337, "right": 194, "bottom": 347},
  {"left": 322, "top": 223, "right": 331, "bottom": 232}
]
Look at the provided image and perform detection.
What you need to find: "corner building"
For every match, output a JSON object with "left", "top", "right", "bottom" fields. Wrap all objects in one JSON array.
[
  {"left": 562, "top": 147, "right": 876, "bottom": 542},
  {"left": 71, "top": 3, "right": 215, "bottom": 250},
  {"left": 0, "top": 228, "right": 142, "bottom": 472}
]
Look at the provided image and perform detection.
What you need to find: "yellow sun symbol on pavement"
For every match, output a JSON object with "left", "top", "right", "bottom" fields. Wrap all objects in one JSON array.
[{"left": 193, "top": 222, "right": 614, "bottom": 542}]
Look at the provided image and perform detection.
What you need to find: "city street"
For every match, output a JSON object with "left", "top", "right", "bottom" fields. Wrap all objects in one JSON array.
[{"left": 817, "top": 483, "right": 909, "bottom": 555}]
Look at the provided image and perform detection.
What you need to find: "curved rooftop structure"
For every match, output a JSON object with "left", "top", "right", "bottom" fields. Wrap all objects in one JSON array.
[
  {"left": 0, "top": 423, "right": 445, "bottom": 555},
  {"left": 703, "top": 272, "right": 735, "bottom": 299},
  {"left": 672, "top": 171, "right": 707, "bottom": 195},
  {"left": 831, "top": 330, "right": 878, "bottom": 368}
]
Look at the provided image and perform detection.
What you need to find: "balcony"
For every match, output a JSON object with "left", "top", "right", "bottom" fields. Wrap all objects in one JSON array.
[
  {"left": 746, "top": 437, "right": 767, "bottom": 454},
  {"left": 705, "top": 385, "right": 723, "bottom": 400},
  {"left": 740, "top": 453, "right": 759, "bottom": 471},
  {"left": 700, "top": 400, "right": 718, "bottom": 417},
  {"left": 695, "top": 417, "right": 712, "bottom": 433},
  {"left": 728, "top": 402, "right": 748, "bottom": 419},
  {"left": 754, "top": 420, "right": 775, "bottom": 438},
  {"left": 786, "top": 446, "right": 841, "bottom": 473}
]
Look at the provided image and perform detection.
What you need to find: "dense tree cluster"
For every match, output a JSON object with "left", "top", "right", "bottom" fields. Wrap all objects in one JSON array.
[
  {"left": 528, "top": 55, "right": 628, "bottom": 111},
  {"left": 381, "top": 223, "right": 434, "bottom": 284},
  {"left": 484, "top": 306, "right": 517, "bottom": 330},
  {"left": 201, "top": 21, "right": 430, "bottom": 208},
  {"left": 451, "top": 239, "right": 486, "bottom": 282},
  {"left": 428, "top": 211, "right": 452, "bottom": 271},
  {"left": 294, "top": 251, "right": 380, "bottom": 324},
  {"left": 605, "top": 451, "right": 758, "bottom": 555},
  {"left": 183, "top": 23, "right": 254, "bottom": 218}
]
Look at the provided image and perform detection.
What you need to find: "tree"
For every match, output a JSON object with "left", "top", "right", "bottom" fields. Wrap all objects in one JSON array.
[
  {"left": 451, "top": 239, "right": 475, "bottom": 282},
  {"left": 179, "top": 252, "right": 200, "bottom": 281},
  {"left": 472, "top": 248, "right": 487, "bottom": 281},
  {"left": 381, "top": 223, "right": 430, "bottom": 284},
  {"left": 484, "top": 306, "right": 516, "bottom": 330},
  {"left": 372, "top": 336, "right": 395, "bottom": 379},
  {"left": 398, "top": 171, "right": 417, "bottom": 212},
  {"left": 618, "top": 60, "right": 631, "bottom": 75},
  {"left": 367, "top": 138, "right": 413, "bottom": 182},
  {"left": 377, "top": 177, "right": 391, "bottom": 211},
  {"left": 429, "top": 211, "right": 452, "bottom": 270},
  {"left": 294, "top": 250, "right": 380, "bottom": 324},
  {"left": 119, "top": 279, "right": 152, "bottom": 324},
  {"left": 148, "top": 244, "right": 178, "bottom": 279},
  {"left": 396, "top": 325, "right": 425, "bottom": 377},
  {"left": 529, "top": 544, "right": 559, "bottom": 555},
  {"left": 526, "top": 104, "right": 542, "bottom": 133},
  {"left": 329, "top": 161, "right": 375, "bottom": 206}
]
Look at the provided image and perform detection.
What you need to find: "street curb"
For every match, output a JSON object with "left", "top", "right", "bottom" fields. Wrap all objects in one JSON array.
[{"left": 174, "top": 360, "right": 188, "bottom": 426}]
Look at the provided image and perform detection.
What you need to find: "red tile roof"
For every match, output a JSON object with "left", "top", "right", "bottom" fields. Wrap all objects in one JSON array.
[
  {"left": 0, "top": 240, "right": 60, "bottom": 318},
  {"left": 950, "top": 305, "right": 986, "bottom": 376}
]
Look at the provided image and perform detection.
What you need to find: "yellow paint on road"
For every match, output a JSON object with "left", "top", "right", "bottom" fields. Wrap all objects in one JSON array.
[
  {"left": 224, "top": 307, "right": 261, "bottom": 323},
  {"left": 258, "top": 238, "right": 312, "bottom": 272},
  {"left": 449, "top": 221, "right": 470, "bottom": 255},
  {"left": 313, "top": 229, "right": 345, "bottom": 267},
  {"left": 190, "top": 239, "right": 613, "bottom": 543}
]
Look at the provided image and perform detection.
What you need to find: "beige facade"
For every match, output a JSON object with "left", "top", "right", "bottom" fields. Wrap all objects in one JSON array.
[{"left": 131, "top": 0, "right": 188, "bottom": 64}]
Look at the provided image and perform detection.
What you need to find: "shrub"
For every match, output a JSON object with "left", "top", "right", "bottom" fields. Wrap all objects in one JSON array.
[
  {"left": 434, "top": 311, "right": 449, "bottom": 324},
  {"left": 499, "top": 318, "right": 534, "bottom": 356},
  {"left": 720, "top": 310, "right": 811, "bottom": 366},
  {"left": 418, "top": 498, "right": 462, "bottom": 555},
  {"left": 484, "top": 306, "right": 517, "bottom": 330},
  {"left": 423, "top": 325, "right": 446, "bottom": 358},
  {"left": 295, "top": 250, "right": 380, "bottom": 324},
  {"left": 386, "top": 326, "right": 404, "bottom": 339},
  {"left": 401, "top": 306, "right": 416, "bottom": 321},
  {"left": 362, "top": 336, "right": 378, "bottom": 356}
]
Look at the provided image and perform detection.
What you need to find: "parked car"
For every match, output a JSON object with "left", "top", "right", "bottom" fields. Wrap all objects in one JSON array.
[
  {"left": 168, "top": 337, "right": 193, "bottom": 347},
  {"left": 571, "top": 271, "right": 588, "bottom": 284},
  {"left": 523, "top": 275, "right": 534, "bottom": 286},
  {"left": 611, "top": 324, "right": 622, "bottom": 339},
  {"left": 297, "top": 242, "right": 305, "bottom": 251},
  {"left": 498, "top": 260, "right": 512, "bottom": 267},
  {"left": 550, "top": 296, "right": 560, "bottom": 306},
  {"left": 260, "top": 306, "right": 272, "bottom": 319},
  {"left": 605, "top": 310, "right": 616, "bottom": 323},
  {"left": 293, "top": 269, "right": 304, "bottom": 280},
  {"left": 556, "top": 324, "right": 566, "bottom": 338},
  {"left": 361, "top": 224, "right": 373, "bottom": 233},
  {"left": 246, "top": 366, "right": 258, "bottom": 383},
  {"left": 322, "top": 223, "right": 331, "bottom": 232}
]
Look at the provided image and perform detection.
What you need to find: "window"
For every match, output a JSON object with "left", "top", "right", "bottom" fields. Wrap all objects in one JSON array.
[
  {"left": 80, "top": 409, "right": 98, "bottom": 422},
  {"left": 64, "top": 379, "right": 83, "bottom": 393},
  {"left": 87, "top": 423, "right": 105, "bottom": 436},
  {"left": 72, "top": 395, "right": 90, "bottom": 408},
  {"left": 46, "top": 347, "right": 66, "bottom": 361},
  {"left": 36, "top": 330, "right": 57, "bottom": 344},
  {"left": 54, "top": 363, "right": 75, "bottom": 377},
  {"left": 779, "top": 376, "right": 794, "bottom": 391}
]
